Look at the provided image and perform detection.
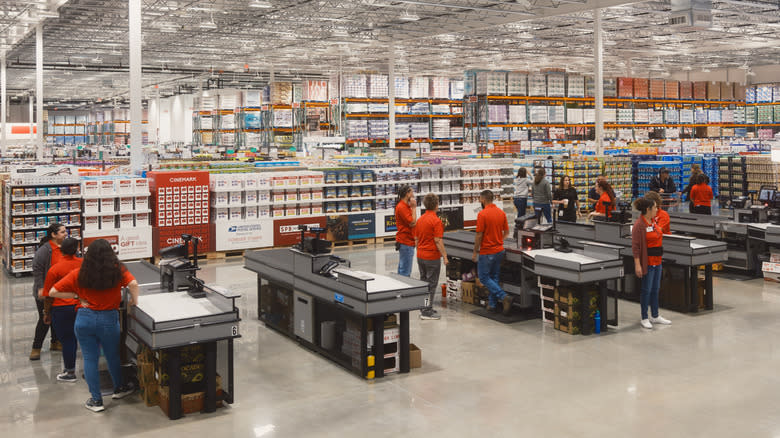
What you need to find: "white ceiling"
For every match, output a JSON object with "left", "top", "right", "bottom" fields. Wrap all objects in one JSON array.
[{"left": 2, "top": 0, "right": 779, "bottom": 107}]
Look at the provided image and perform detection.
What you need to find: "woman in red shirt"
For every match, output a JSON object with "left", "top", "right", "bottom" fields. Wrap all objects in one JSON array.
[
  {"left": 690, "top": 173, "right": 714, "bottom": 215},
  {"left": 589, "top": 180, "right": 616, "bottom": 220},
  {"left": 644, "top": 191, "right": 671, "bottom": 234},
  {"left": 50, "top": 239, "right": 139, "bottom": 412},
  {"left": 632, "top": 197, "right": 671, "bottom": 329}
]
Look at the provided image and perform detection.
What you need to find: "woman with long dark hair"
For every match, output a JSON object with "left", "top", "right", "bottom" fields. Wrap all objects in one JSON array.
[
  {"left": 552, "top": 175, "right": 580, "bottom": 222},
  {"left": 49, "top": 239, "right": 139, "bottom": 412},
  {"left": 30, "top": 223, "right": 67, "bottom": 360},
  {"left": 589, "top": 180, "right": 616, "bottom": 220},
  {"left": 532, "top": 167, "right": 553, "bottom": 223},
  {"left": 632, "top": 197, "right": 671, "bottom": 329}
]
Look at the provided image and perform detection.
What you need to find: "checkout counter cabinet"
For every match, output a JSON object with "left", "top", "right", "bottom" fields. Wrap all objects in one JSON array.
[
  {"left": 615, "top": 257, "right": 711, "bottom": 314},
  {"left": 258, "top": 278, "right": 403, "bottom": 378}
]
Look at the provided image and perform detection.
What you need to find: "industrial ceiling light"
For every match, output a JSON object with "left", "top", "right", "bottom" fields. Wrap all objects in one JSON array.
[
  {"left": 249, "top": 0, "right": 273, "bottom": 8},
  {"left": 200, "top": 14, "right": 217, "bottom": 29},
  {"left": 746, "top": 69, "right": 756, "bottom": 77},
  {"left": 702, "top": 67, "right": 710, "bottom": 73},
  {"left": 400, "top": 8, "right": 420, "bottom": 21}
]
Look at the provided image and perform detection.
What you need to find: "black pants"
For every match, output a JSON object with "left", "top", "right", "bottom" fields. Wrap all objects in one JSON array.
[
  {"left": 32, "top": 298, "right": 57, "bottom": 349},
  {"left": 692, "top": 205, "right": 712, "bottom": 215}
]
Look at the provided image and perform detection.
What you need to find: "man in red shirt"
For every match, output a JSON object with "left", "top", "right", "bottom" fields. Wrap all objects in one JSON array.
[
  {"left": 415, "top": 194, "right": 448, "bottom": 320},
  {"left": 395, "top": 185, "right": 417, "bottom": 277},
  {"left": 40, "top": 237, "right": 82, "bottom": 382},
  {"left": 471, "top": 190, "right": 512, "bottom": 315}
]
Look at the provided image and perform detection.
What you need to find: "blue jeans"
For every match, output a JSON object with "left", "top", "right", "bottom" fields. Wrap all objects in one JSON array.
[
  {"left": 74, "top": 308, "right": 123, "bottom": 402},
  {"left": 398, "top": 243, "right": 414, "bottom": 277},
  {"left": 640, "top": 264, "right": 662, "bottom": 320},
  {"left": 478, "top": 251, "right": 506, "bottom": 308},
  {"left": 513, "top": 197, "right": 528, "bottom": 217},
  {"left": 535, "top": 204, "right": 552, "bottom": 223},
  {"left": 51, "top": 305, "right": 79, "bottom": 372}
]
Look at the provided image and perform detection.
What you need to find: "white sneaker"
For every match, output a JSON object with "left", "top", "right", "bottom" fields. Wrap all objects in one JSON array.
[
  {"left": 640, "top": 319, "right": 653, "bottom": 329},
  {"left": 650, "top": 316, "right": 671, "bottom": 325}
]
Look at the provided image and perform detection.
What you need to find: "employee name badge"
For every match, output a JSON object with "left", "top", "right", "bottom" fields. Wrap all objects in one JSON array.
[
  {"left": 646, "top": 226, "right": 654, "bottom": 233},
  {"left": 559, "top": 208, "right": 564, "bottom": 217}
]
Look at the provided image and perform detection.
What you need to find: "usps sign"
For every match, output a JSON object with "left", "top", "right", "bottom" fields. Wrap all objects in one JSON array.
[{"left": 213, "top": 219, "right": 274, "bottom": 251}]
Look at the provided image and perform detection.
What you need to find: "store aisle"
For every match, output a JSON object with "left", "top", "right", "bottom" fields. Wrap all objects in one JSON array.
[{"left": 1, "top": 244, "right": 779, "bottom": 437}]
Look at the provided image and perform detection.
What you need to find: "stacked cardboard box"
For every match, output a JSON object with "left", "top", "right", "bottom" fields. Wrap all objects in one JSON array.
[
  {"left": 618, "top": 77, "right": 633, "bottom": 98},
  {"left": 680, "top": 81, "right": 693, "bottom": 100},
  {"left": 633, "top": 78, "right": 649, "bottom": 99},
  {"left": 693, "top": 81, "right": 707, "bottom": 100},
  {"left": 665, "top": 80, "right": 679, "bottom": 99},
  {"left": 650, "top": 79, "right": 665, "bottom": 99}
]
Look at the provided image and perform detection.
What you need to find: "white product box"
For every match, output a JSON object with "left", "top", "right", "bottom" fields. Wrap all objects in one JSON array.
[
  {"left": 286, "top": 175, "right": 299, "bottom": 187},
  {"left": 84, "top": 215, "right": 100, "bottom": 231},
  {"left": 245, "top": 191, "right": 258, "bottom": 204},
  {"left": 135, "top": 212, "right": 149, "bottom": 226},
  {"left": 228, "top": 174, "right": 244, "bottom": 190},
  {"left": 101, "top": 216, "right": 115, "bottom": 230},
  {"left": 285, "top": 190, "right": 298, "bottom": 202},
  {"left": 229, "top": 208, "right": 243, "bottom": 221},
  {"left": 229, "top": 191, "right": 243, "bottom": 204},
  {"left": 135, "top": 197, "right": 148, "bottom": 210},
  {"left": 258, "top": 190, "right": 270, "bottom": 203},
  {"left": 214, "top": 192, "right": 229, "bottom": 206},
  {"left": 82, "top": 180, "right": 100, "bottom": 197},
  {"left": 244, "top": 174, "right": 258, "bottom": 190},
  {"left": 311, "top": 203, "right": 323, "bottom": 215},
  {"left": 118, "top": 197, "right": 134, "bottom": 212},
  {"left": 210, "top": 174, "right": 229, "bottom": 191},
  {"left": 119, "top": 214, "right": 134, "bottom": 228},
  {"left": 134, "top": 178, "right": 149, "bottom": 194},
  {"left": 100, "top": 179, "right": 116, "bottom": 195},
  {"left": 285, "top": 205, "right": 298, "bottom": 216},
  {"left": 256, "top": 174, "right": 270, "bottom": 189},
  {"left": 84, "top": 199, "right": 100, "bottom": 214},
  {"left": 245, "top": 206, "right": 258, "bottom": 220},
  {"left": 214, "top": 208, "right": 229, "bottom": 221},
  {"left": 117, "top": 178, "right": 134, "bottom": 195},
  {"left": 258, "top": 205, "right": 270, "bottom": 218}
]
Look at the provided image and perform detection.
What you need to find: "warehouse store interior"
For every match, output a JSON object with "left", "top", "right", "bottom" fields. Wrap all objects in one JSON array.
[{"left": 1, "top": 0, "right": 780, "bottom": 437}]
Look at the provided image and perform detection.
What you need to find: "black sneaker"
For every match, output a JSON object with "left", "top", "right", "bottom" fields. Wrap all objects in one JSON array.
[
  {"left": 85, "top": 398, "right": 104, "bottom": 412},
  {"left": 112, "top": 383, "right": 135, "bottom": 399},
  {"left": 420, "top": 309, "right": 441, "bottom": 320},
  {"left": 57, "top": 371, "right": 77, "bottom": 383}
]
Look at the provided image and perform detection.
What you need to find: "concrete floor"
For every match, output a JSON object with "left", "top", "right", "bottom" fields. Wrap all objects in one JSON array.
[{"left": 1, "top": 243, "right": 779, "bottom": 438}]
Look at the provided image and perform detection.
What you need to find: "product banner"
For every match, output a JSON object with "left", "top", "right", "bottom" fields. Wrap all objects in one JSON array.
[
  {"left": 273, "top": 216, "right": 327, "bottom": 247},
  {"left": 326, "top": 215, "right": 349, "bottom": 242},
  {"left": 348, "top": 213, "right": 376, "bottom": 239},
  {"left": 212, "top": 219, "right": 274, "bottom": 251},
  {"left": 153, "top": 224, "right": 212, "bottom": 255},
  {"left": 83, "top": 227, "right": 153, "bottom": 261},
  {"left": 463, "top": 203, "right": 481, "bottom": 228}
]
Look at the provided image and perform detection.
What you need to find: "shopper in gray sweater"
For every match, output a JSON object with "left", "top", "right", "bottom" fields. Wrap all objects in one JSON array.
[
  {"left": 532, "top": 168, "right": 553, "bottom": 223},
  {"left": 513, "top": 168, "right": 531, "bottom": 216}
]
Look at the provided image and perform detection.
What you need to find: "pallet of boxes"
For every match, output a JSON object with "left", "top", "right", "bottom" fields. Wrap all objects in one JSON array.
[
  {"left": 553, "top": 286, "right": 599, "bottom": 335},
  {"left": 763, "top": 252, "right": 780, "bottom": 283},
  {"left": 136, "top": 344, "right": 223, "bottom": 415}
]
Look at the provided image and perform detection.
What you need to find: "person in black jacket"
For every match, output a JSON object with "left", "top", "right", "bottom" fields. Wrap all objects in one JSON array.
[
  {"left": 553, "top": 175, "right": 580, "bottom": 222},
  {"left": 649, "top": 168, "right": 677, "bottom": 195}
]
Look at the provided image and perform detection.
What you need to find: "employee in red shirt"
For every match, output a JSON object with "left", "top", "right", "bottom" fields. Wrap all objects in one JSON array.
[
  {"left": 395, "top": 185, "right": 418, "bottom": 277},
  {"left": 632, "top": 197, "right": 671, "bottom": 329},
  {"left": 644, "top": 191, "right": 671, "bottom": 234},
  {"left": 690, "top": 173, "right": 714, "bottom": 215},
  {"left": 50, "top": 239, "right": 139, "bottom": 413},
  {"left": 415, "top": 194, "right": 448, "bottom": 320},
  {"left": 40, "top": 237, "right": 82, "bottom": 383},
  {"left": 589, "top": 180, "right": 616, "bottom": 220},
  {"left": 471, "top": 190, "right": 512, "bottom": 315}
]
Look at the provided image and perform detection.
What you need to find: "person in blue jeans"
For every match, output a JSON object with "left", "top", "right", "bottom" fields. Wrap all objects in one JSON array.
[
  {"left": 513, "top": 168, "right": 531, "bottom": 217},
  {"left": 532, "top": 167, "right": 553, "bottom": 223},
  {"left": 395, "top": 185, "right": 418, "bottom": 277},
  {"left": 631, "top": 197, "right": 671, "bottom": 329},
  {"left": 50, "top": 239, "right": 140, "bottom": 412},
  {"left": 472, "top": 190, "right": 512, "bottom": 315}
]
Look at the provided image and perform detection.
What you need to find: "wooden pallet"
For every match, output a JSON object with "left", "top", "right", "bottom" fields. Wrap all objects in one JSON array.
[
  {"left": 206, "top": 250, "right": 245, "bottom": 260},
  {"left": 375, "top": 236, "right": 396, "bottom": 245},
  {"left": 332, "top": 239, "right": 370, "bottom": 248}
]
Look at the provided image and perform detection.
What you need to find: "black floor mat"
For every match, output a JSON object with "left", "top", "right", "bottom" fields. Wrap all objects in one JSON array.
[{"left": 471, "top": 307, "right": 539, "bottom": 324}]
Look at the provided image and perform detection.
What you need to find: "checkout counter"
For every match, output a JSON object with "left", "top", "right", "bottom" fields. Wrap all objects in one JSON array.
[
  {"left": 123, "top": 235, "right": 241, "bottom": 420},
  {"left": 556, "top": 217, "right": 726, "bottom": 313},
  {"left": 244, "top": 227, "right": 429, "bottom": 379}
]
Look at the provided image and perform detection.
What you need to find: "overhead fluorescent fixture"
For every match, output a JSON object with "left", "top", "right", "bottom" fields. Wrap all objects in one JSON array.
[
  {"left": 249, "top": 0, "right": 273, "bottom": 8},
  {"left": 400, "top": 11, "right": 420, "bottom": 21}
]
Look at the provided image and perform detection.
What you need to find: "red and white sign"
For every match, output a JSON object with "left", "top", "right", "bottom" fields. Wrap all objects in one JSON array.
[
  {"left": 83, "top": 227, "right": 153, "bottom": 261},
  {"left": 273, "top": 216, "right": 327, "bottom": 247}
]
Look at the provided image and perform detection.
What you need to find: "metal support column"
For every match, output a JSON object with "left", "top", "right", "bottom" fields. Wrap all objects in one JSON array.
[
  {"left": 129, "top": 0, "right": 143, "bottom": 173},
  {"left": 388, "top": 58, "right": 396, "bottom": 149},
  {"left": 29, "top": 97, "right": 34, "bottom": 148},
  {"left": 594, "top": 9, "right": 604, "bottom": 155},
  {"left": 36, "top": 23, "right": 44, "bottom": 160},
  {"left": 0, "top": 54, "right": 5, "bottom": 156}
]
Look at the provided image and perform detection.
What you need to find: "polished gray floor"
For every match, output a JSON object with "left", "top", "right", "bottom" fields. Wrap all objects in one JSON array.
[{"left": 1, "top": 244, "right": 779, "bottom": 437}]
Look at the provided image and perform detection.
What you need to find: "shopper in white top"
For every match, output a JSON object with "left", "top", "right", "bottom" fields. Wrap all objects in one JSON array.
[{"left": 513, "top": 168, "right": 531, "bottom": 217}]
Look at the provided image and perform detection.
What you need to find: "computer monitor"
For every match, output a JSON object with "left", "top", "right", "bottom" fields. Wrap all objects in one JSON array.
[{"left": 758, "top": 187, "right": 776, "bottom": 205}]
